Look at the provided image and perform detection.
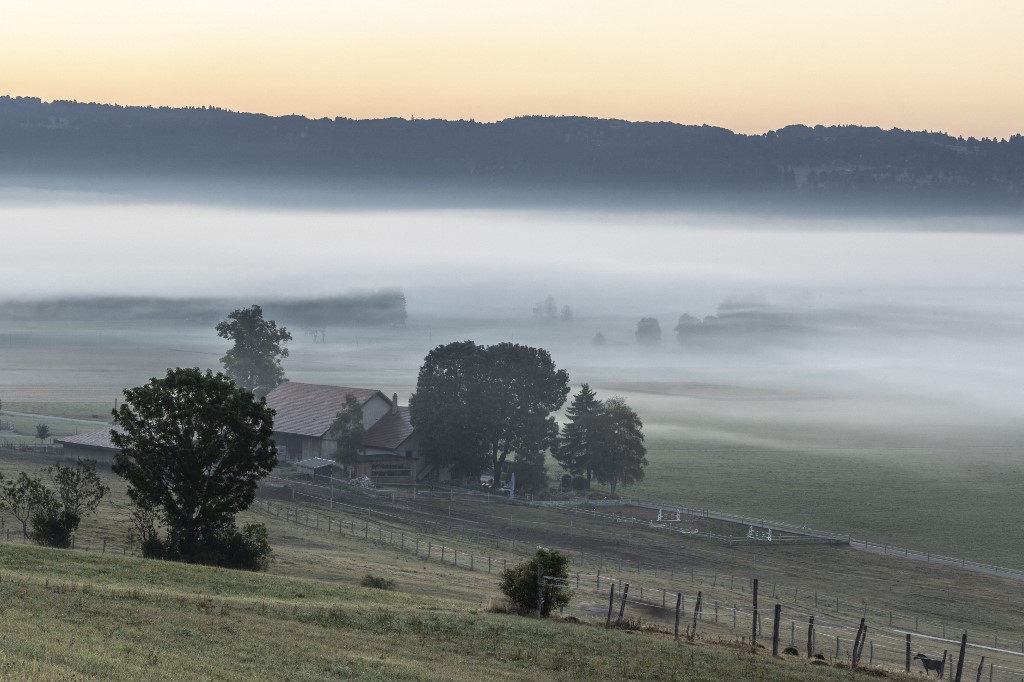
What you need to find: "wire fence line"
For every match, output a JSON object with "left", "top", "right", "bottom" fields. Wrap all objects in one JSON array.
[
  {"left": 270, "top": 469, "right": 1024, "bottom": 582},
  {"left": 257, "top": 475, "right": 1024, "bottom": 644},
  {"left": 251, "top": 492, "right": 1024, "bottom": 680}
]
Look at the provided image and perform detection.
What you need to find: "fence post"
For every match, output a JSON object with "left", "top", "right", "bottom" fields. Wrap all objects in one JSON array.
[
  {"left": 852, "top": 618, "right": 865, "bottom": 667},
  {"left": 751, "top": 579, "right": 758, "bottom": 646},
  {"left": 693, "top": 591, "right": 703, "bottom": 635},
  {"left": 535, "top": 564, "right": 544, "bottom": 616},
  {"left": 488, "top": 556, "right": 492, "bottom": 573},
  {"left": 905, "top": 634, "right": 911, "bottom": 672},
  {"left": 615, "top": 583, "right": 629, "bottom": 627},
  {"left": 955, "top": 632, "right": 967, "bottom": 682},
  {"left": 102, "top": 539, "right": 106, "bottom": 553},
  {"left": 807, "top": 616, "right": 815, "bottom": 658},
  {"left": 606, "top": 583, "right": 616, "bottom": 627},
  {"left": 674, "top": 592, "right": 682, "bottom": 640},
  {"left": 772, "top": 604, "right": 781, "bottom": 657}
]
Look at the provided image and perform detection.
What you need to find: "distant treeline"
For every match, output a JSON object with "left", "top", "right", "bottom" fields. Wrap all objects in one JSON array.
[
  {"left": 1, "top": 96, "right": 1022, "bottom": 213},
  {"left": 0, "top": 292, "right": 408, "bottom": 326}
]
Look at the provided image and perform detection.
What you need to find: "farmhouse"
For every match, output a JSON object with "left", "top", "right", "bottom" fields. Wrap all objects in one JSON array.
[
  {"left": 264, "top": 380, "right": 441, "bottom": 484},
  {"left": 52, "top": 380, "right": 437, "bottom": 485}
]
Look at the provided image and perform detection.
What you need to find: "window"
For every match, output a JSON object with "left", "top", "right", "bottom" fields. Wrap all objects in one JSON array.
[{"left": 371, "top": 463, "right": 411, "bottom": 478}]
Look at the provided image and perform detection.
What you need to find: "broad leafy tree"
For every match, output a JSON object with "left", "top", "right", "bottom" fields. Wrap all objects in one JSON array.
[
  {"left": 0, "top": 472, "right": 47, "bottom": 539},
  {"left": 216, "top": 304, "right": 292, "bottom": 397},
  {"left": 635, "top": 317, "right": 661, "bottom": 345},
  {"left": 553, "top": 384, "right": 603, "bottom": 483},
  {"left": 410, "top": 341, "right": 569, "bottom": 487},
  {"left": 591, "top": 397, "right": 647, "bottom": 494},
  {"left": 329, "top": 394, "right": 364, "bottom": 475},
  {"left": 111, "top": 368, "right": 277, "bottom": 569},
  {"left": 35, "top": 423, "right": 51, "bottom": 444}
]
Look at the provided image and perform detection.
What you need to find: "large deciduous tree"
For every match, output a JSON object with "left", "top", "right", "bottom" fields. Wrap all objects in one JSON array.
[
  {"left": 216, "top": 304, "right": 292, "bottom": 397},
  {"left": 635, "top": 317, "right": 662, "bottom": 345},
  {"left": 409, "top": 341, "right": 569, "bottom": 487},
  {"left": 591, "top": 397, "right": 647, "bottom": 494},
  {"left": 111, "top": 367, "right": 277, "bottom": 569}
]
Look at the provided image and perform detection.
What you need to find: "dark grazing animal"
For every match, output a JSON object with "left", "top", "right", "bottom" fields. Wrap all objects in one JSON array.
[{"left": 914, "top": 652, "right": 945, "bottom": 677}]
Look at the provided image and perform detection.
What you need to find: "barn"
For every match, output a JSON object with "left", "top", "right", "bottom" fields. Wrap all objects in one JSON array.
[
  {"left": 263, "top": 381, "right": 392, "bottom": 461},
  {"left": 53, "top": 428, "right": 120, "bottom": 464}
]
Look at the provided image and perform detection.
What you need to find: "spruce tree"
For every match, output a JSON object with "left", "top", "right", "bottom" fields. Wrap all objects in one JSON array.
[{"left": 554, "top": 384, "right": 603, "bottom": 482}]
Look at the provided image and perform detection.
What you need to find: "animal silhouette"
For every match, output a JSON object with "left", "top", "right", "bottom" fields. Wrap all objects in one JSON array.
[{"left": 913, "top": 652, "right": 945, "bottom": 677}]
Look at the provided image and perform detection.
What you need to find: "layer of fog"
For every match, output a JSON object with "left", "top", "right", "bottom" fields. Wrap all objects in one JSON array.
[{"left": 2, "top": 195, "right": 1023, "bottom": 456}]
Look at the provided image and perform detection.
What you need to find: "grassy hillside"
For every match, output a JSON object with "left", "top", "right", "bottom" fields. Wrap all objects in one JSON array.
[{"left": 0, "top": 542, "right": 919, "bottom": 681}]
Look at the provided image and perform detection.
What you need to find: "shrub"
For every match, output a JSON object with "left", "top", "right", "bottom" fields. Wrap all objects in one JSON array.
[
  {"left": 360, "top": 574, "right": 396, "bottom": 590},
  {"left": 499, "top": 548, "right": 571, "bottom": 616},
  {"left": 571, "top": 476, "right": 590, "bottom": 491},
  {"left": 560, "top": 474, "right": 573, "bottom": 490}
]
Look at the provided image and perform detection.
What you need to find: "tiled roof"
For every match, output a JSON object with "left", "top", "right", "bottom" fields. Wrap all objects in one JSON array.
[
  {"left": 265, "top": 381, "right": 384, "bottom": 438},
  {"left": 361, "top": 407, "right": 414, "bottom": 450},
  {"left": 54, "top": 428, "right": 120, "bottom": 451}
]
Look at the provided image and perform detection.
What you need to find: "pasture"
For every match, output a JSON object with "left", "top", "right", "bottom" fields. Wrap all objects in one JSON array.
[{"left": 2, "top": 447, "right": 1021, "bottom": 679}]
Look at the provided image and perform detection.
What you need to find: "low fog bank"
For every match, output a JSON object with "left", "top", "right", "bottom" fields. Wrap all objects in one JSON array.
[
  {"left": 0, "top": 293, "right": 407, "bottom": 326},
  {"left": 1, "top": 199, "right": 1022, "bottom": 450}
]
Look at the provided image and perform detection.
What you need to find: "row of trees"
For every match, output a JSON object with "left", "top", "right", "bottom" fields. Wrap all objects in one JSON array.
[
  {"left": 0, "top": 461, "right": 108, "bottom": 547},
  {"left": 409, "top": 342, "right": 647, "bottom": 494},
  {"left": 553, "top": 384, "right": 647, "bottom": 493}
]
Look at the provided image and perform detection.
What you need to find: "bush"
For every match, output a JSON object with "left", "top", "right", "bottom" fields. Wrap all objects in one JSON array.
[
  {"left": 29, "top": 508, "right": 78, "bottom": 548},
  {"left": 360, "top": 574, "right": 396, "bottom": 590},
  {"left": 560, "top": 474, "right": 573, "bottom": 490},
  {"left": 571, "top": 476, "right": 590, "bottom": 491},
  {"left": 143, "top": 521, "right": 274, "bottom": 571},
  {"left": 499, "top": 548, "right": 571, "bottom": 616}
]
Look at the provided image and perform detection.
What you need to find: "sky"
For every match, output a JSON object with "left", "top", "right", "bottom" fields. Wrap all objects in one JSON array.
[{"left": 2, "top": 1, "right": 1022, "bottom": 139}]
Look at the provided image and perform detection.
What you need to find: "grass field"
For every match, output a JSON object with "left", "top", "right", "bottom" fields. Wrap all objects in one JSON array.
[
  {"left": 4, "top": 538, "right": 942, "bottom": 681},
  {"left": 3, "top": 448, "right": 1023, "bottom": 679}
]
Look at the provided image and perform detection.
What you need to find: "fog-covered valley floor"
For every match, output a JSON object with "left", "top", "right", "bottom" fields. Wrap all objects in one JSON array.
[{"left": 2, "top": 196, "right": 1023, "bottom": 566}]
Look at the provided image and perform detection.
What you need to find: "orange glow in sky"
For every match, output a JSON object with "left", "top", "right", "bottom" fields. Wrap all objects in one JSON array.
[{"left": 2, "top": 0, "right": 1021, "bottom": 138}]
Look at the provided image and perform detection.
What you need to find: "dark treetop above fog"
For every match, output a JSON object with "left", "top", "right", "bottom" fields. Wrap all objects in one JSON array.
[{"left": 2, "top": 96, "right": 1022, "bottom": 213}]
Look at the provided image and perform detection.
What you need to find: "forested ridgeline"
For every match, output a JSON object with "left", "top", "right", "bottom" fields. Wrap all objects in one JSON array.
[{"left": 1, "top": 95, "right": 1022, "bottom": 212}]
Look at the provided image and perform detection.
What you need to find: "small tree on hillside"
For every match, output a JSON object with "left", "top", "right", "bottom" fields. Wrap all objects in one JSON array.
[
  {"left": 329, "top": 394, "right": 364, "bottom": 476},
  {"left": 36, "top": 423, "right": 51, "bottom": 444},
  {"left": 0, "top": 472, "right": 48, "bottom": 540},
  {"left": 30, "top": 460, "right": 109, "bottom": 548},
  {"left": 499, "top": 548, "right": 571, "bottom": 616},
  {"left": 216, "top": 304, "right": 293, "bottom": 397}
]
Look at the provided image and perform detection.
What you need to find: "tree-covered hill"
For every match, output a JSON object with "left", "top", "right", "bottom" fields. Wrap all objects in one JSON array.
[{"left": 1, "top": 95, "right": 1021, "bottom": 213}]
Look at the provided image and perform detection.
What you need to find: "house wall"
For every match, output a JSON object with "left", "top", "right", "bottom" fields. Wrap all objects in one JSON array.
[
  {"left": 58, "top": 444, "right": 117, "bottom": 465},
  {"left": 361, "top": 395, "right": 391, "bottom": 430},
  {"left": 272, "top": 432, "right": 324, "bottom": 461},
  {"left": 354, "top": 454, "right": 415, "bottom": 484}
]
